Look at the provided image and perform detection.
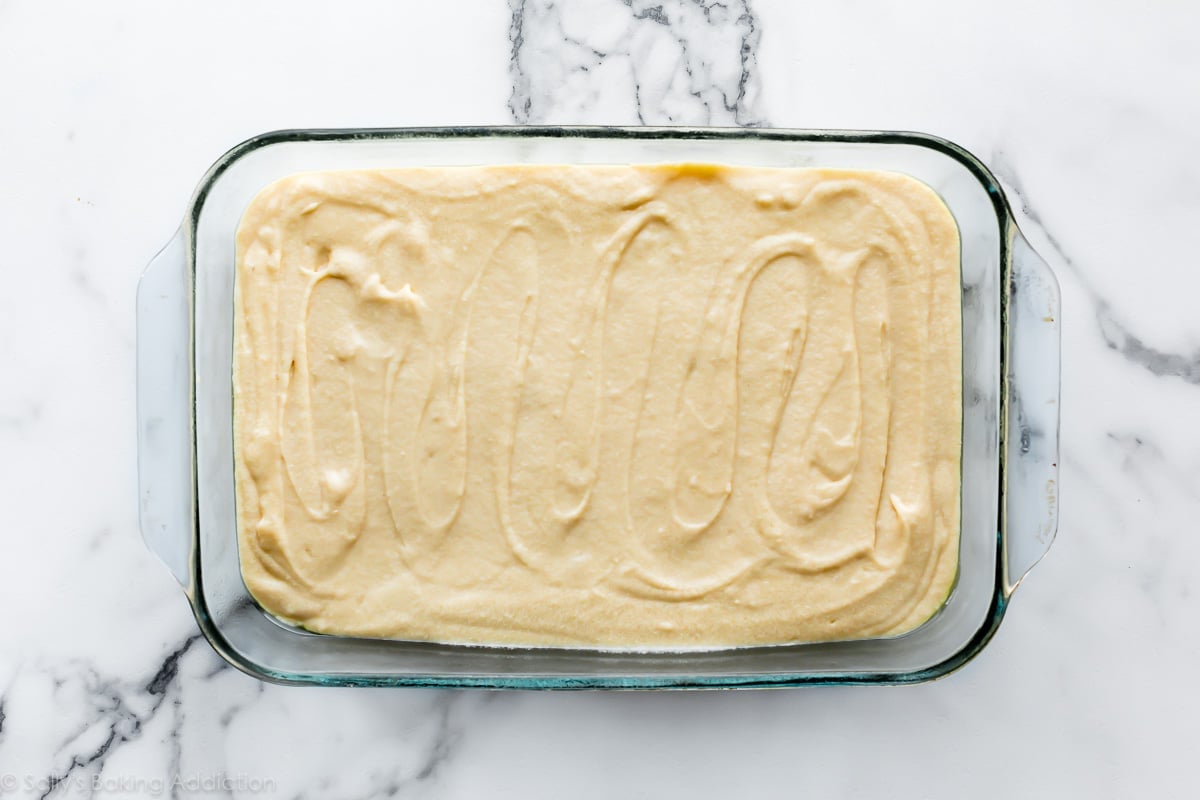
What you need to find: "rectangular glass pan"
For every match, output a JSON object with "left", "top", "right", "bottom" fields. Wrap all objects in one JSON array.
[{"left": 136, "top": 127, "right": 1060, "bottom": 688}]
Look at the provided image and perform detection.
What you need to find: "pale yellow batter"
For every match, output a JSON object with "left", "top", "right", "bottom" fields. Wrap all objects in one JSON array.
[{"left": 233, "top": 164, "right": 961, "bottom": 649}]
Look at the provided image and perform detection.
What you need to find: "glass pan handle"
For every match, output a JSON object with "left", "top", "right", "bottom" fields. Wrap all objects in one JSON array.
[
  {"left": 1003, "top": 230, "right": 1061, "bottom": 594},
  {"left": 136, "top": 229, "right": 193, "bottom": 588}
]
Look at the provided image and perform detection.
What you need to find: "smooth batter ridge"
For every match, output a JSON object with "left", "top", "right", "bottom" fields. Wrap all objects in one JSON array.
[{"left": 233, "top": 164, "right": 962, "bottom": 649}]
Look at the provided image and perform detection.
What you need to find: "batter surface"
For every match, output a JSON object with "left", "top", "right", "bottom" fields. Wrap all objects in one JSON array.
[{"left": 233, "top": 164, "right": 961, "bottom": 648}]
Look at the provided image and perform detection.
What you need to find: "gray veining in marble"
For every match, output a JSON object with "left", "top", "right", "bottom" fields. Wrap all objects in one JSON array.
[
  {"left": 1096, "top": 307, "right": 1200, "bottom": 384},
  {"left": 993, "top": 152, "right": 1200, "bottom": 386},
  {"left": 508, "top": 0, "right": 764, "bottom": 125}
]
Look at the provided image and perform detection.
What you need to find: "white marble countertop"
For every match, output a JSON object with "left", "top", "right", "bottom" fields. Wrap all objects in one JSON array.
[{"left": 2, "top": 1, "right": 1198, "bottom": 797}]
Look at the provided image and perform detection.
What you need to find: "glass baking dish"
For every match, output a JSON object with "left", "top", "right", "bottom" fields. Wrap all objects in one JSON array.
[{"left": 136, "top": 127, "right": 1060, "bottom": 688}]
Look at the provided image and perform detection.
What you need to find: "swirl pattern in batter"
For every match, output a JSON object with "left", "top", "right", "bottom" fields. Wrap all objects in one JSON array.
[{"left": 233, "top": 164, "right": 961, "bottom": 648}]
